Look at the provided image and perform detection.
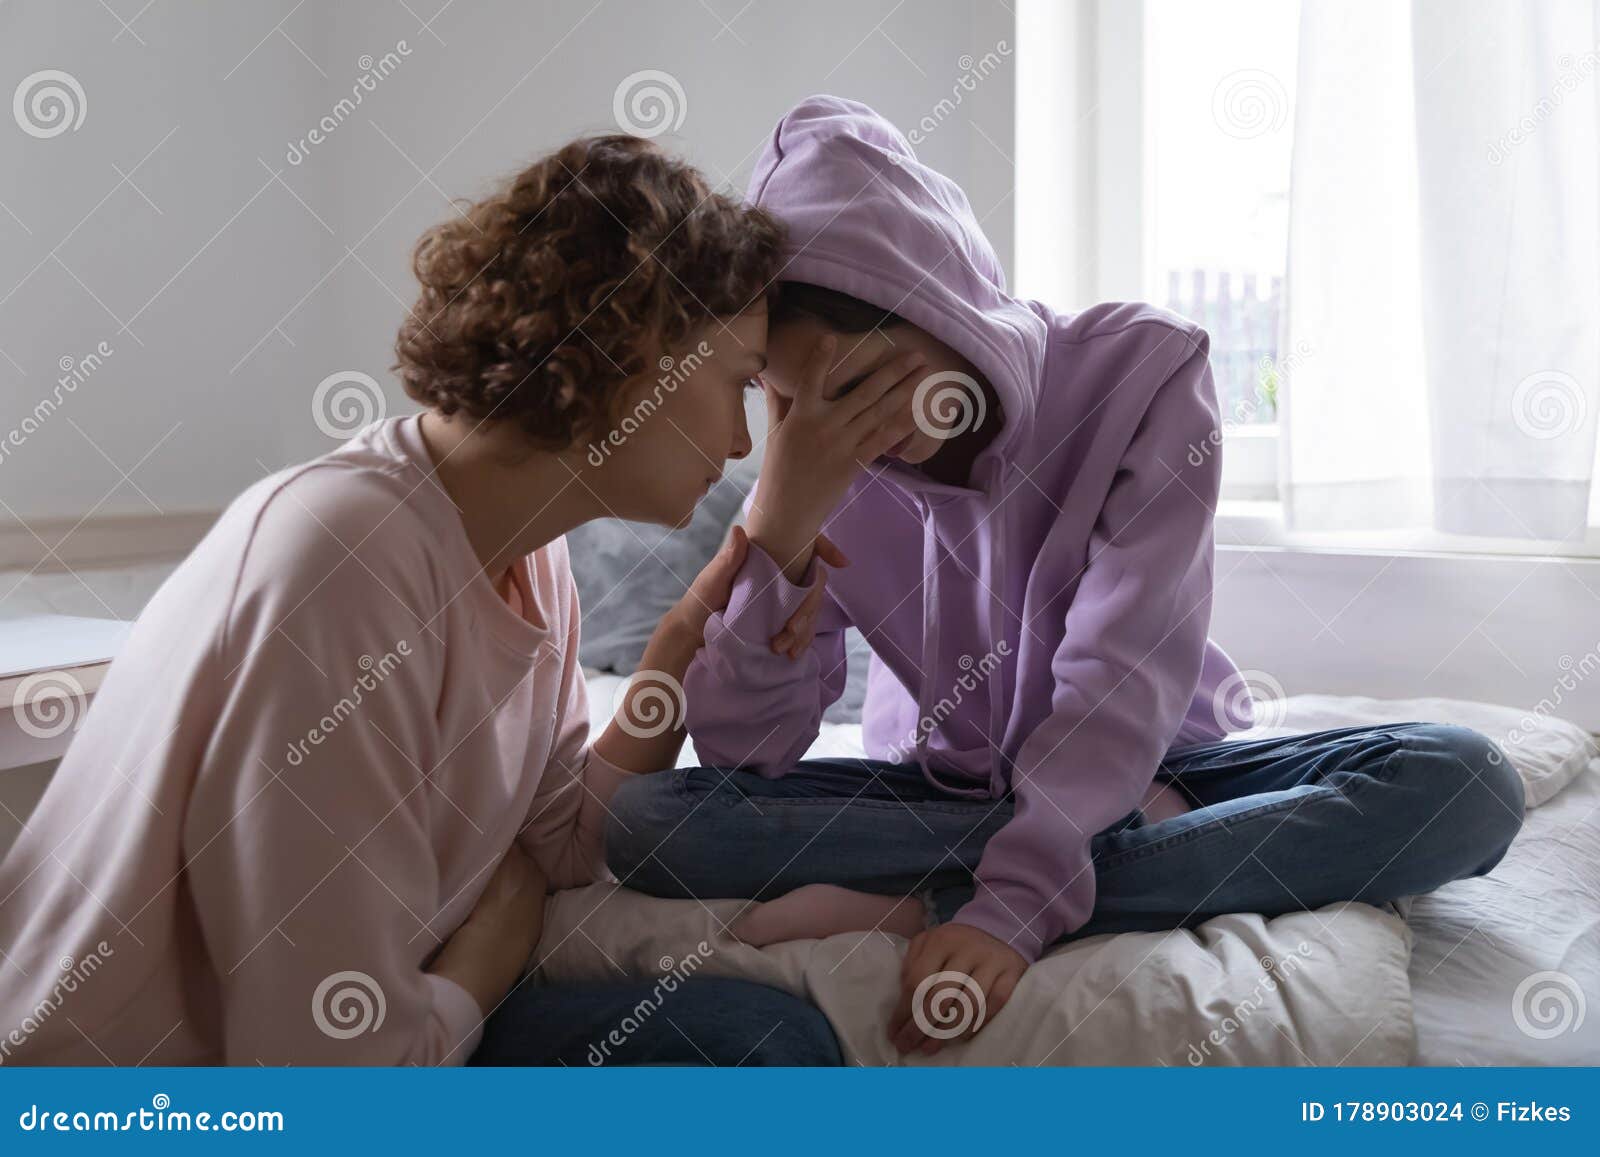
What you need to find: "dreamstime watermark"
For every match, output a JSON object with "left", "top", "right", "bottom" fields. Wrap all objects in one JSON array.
[
  {"left": 13, "top": 69, "right": 86, "bottom": 138},
  {"left": 1510, "top": 369, "right": 1588, "bottom": 440},
  {"left": 1211, "top": 69, "right": 1288, "bottom": 140},
  {"left": 610, "top": 669, "right": 687, "bottom": 739},
  {"left": 612, "top": 69, "right": 686, "bottom": 138},
  {"left": 1511, "top": 970, "right": 1587, "bottom": 1040},
  {"left": 883, "top": 641, "right": 1011, "bottom": 763},
  {"left": 1507, "top": 642, "right": 1600, "bottom": 748},
  {"left": 17, "top": 1093, "right": 284, "bottom": 1134},
  {"left": 1186, "top": 340, "right": 1310, "bottom": 469},
  {"left": 911, "top": 370, "right": 987, "bottom": 441},
  {"left": 1488, "top": 50, "right": 1599, "bottom": 165},
  {"left": 0, "top": 942, "right": 115, "bottom": 1065},
  {"left": 312, "top": 970, "right": 387, "bottom": 1039},
  {"left": 585, "top": 942, "right": 713, "bottom": 1065},
  {"left": 286, "top": 41, "right": 413, "bottom": 165},
  {"left": 1183, "top": 942, "right": 1313, "bottom": 1064},
  {"left": 312, "top": 369, "right": 387, "bottom": 439},
  {"left": 0, "top": 340, "right": 114, "bottom": 468},
  {"left": 902, "top": 42, "right": 1013, "bottom": 151},
  {"left": 1211, "top": 668, "right": 1283, "bottom": 732},
  {"left": 911, "top": 970, "right": 986, "bottom": 1039},
  {"left": 586, "top": 340, "right": 713, "bottom": 466},
  {"left": 283, "top": 643, "right": 411, "bottom": 768},
  {"left": 10, "top": 670, "right": 89, "bottom": 741}
]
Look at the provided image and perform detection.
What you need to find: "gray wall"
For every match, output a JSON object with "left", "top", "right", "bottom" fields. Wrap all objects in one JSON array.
[{"left": 0, "top": 0, "right": 1016, "bottom": 525}]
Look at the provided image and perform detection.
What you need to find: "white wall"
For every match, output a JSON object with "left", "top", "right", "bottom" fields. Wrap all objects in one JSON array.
[
  {"left": 1212, "top": 544, "right": 1600, "bottom": 732},
  {"left": 0, "top": 0, "right": 1016, "bottom": 532}
]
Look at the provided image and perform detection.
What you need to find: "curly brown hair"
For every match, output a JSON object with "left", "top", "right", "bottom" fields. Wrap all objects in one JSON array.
[{"left": 394, "top": 135, "right": 783, "bottom": 450}]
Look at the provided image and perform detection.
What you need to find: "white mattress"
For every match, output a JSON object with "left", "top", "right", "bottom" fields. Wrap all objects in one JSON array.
[{"left": 581, "top": 675, "right": 1600, "bottom": 1064}]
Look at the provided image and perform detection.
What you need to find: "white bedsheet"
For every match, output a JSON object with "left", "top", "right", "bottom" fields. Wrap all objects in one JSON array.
[
  {"left": 571, "top": 676, "right": 1598, "bottom": 1065},
  {"left": 1404, "top": 765, "right": 1600, "bottom": 1064},
  {"left": 1229, "top": 694, "right": 1600, "bottom": 1065},
  {"left": 539, "top": 885, "right": 1414, "bottom": 1065}
]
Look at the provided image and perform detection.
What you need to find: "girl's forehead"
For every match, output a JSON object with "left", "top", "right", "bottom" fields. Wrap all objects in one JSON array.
[
  {"left": 830, "top": 328, "right": 898, "bottom": 372},
  {"left": 767, "top": 318, "right": 897, "bottom": 389}
]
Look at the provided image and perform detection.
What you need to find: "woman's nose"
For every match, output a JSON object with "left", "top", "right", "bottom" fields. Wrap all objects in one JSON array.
[{"left": 727, "top": 404, "right": 753, "bottom": 460}]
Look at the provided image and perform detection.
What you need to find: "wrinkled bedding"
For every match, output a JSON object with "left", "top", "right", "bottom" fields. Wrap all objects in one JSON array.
[
  {"left": 542, "top": 681, "right": 1596, "bottom": 1065},
  {"left": 538, "top": 885, "right": 1415, "bottom": 1065},
  {"left": 1225, "top": 694, "right": 1600, "bottom": 1065},
  {"left": 1404, "top": 766, "right": 1600, "bottom": 1064}
]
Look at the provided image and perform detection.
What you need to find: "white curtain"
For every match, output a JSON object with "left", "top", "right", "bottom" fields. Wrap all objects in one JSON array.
[{"left": 1282, "top": 0, "right": 1600, "bottom": 541}]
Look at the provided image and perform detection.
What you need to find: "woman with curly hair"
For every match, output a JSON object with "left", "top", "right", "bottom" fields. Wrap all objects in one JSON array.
[{"left": 0, "top": 135, "right": 894, "bottom": 1066}]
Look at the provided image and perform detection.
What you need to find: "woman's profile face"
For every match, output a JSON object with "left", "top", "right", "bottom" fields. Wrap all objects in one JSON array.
[{"left": 587, "top": 304, "right": 765, "bottom": 527}]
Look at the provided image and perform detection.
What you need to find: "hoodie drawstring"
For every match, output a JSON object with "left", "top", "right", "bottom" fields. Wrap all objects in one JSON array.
[
  {"left": 913, "top": 494, "right": 997, "bottom": 801},
  {"left": 985, "top": 491, "right": 1010, "bottom": 798},
  {"left": 912, "top": 495, "right": 941, "bottom": 784}
]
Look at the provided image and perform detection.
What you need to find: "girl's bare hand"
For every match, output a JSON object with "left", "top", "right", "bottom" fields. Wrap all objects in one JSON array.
[{"left": 747, "top": 336, "right": 926, "bottom": 582}]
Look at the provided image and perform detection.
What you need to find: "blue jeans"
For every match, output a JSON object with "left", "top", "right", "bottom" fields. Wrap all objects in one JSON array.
[
  {"left": 470, "top": 976, "right": 843, "bottom": 1066},
  {"left": 604, "top": 723, "right": 1525, "bottom": 942}
]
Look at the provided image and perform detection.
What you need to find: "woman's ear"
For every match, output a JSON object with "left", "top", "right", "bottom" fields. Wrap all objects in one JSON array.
[{"left": 593, "top": 369, "right": 656, "bottom": 443}]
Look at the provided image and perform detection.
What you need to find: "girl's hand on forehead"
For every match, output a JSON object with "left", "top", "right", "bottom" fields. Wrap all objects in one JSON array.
[
  {"left": 778, "top": 332, "right": 927, "bottom": 480},
  {"left": 743, "top": 334, "right": 928, "bottom": 582},
  {"left": 794, "top": 334, "right": 920, "bottom": 426}
]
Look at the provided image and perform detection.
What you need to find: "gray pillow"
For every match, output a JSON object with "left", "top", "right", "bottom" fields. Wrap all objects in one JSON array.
[
  {"left": 568, "top": 389, "right": 873, "bottom": 724},
  {"left": 569, "top": 450, "right": 759, "bottom": 673}
]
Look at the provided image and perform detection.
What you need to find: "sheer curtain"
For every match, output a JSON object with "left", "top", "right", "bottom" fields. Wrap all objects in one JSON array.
[{"left": 1281, "top": 0, "right": 1600, "bottom": 541}]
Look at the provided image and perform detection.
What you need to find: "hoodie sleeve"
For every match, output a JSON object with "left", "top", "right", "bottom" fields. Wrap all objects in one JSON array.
[
  {"left": 683, "top": 542, "right": 851, "bottom": 774},
  {"left": 954, "top": 334, "right": 1221, "bottom": 961},
  {"left": 516, "top": 568, "right": 638, "bottom": 890}
]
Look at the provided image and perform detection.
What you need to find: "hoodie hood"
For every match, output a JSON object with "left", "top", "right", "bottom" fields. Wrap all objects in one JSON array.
[{"left": 748, "top": 94, "right": 1047, "bottom": 484}]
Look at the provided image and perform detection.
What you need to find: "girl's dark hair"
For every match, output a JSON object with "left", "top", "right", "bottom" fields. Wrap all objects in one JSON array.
[
  {"left": 394, "top": 135, "right": 784, "bottom": 450},
  {"left": 771, "top": 281, "right": 905, "bottom": 334}
]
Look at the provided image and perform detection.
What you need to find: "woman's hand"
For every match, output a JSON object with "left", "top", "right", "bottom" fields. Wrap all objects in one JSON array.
[
  {"left": 768, "top": 534, "right": 848, "bottom": 658},
  {"left": 888, "top": 922, "right": 1028, "bottom": 1057},
  {"left": 746, "top": 335, "right": 927, "bottom": 583},
  {"left": 670, "top": 523, "right": 752, "bottom": 642},
  {"left": 429, "top": 843, "right": 549, "bottom": 1016},
  {"left": 670, "top": 524, "right": 851, "bottom": 659}
]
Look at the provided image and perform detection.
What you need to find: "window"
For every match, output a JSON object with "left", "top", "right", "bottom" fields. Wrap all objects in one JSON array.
[
  {"left": 1016, "top": 0, "right": 1597, "bottom": 538},
  {"left": 1147, "top": 0, "right": 1297, "bottom": 420},
  {"left": 1016, "top": 0, "right": 1300, "bottom": 501},
  {"left": 1147, "top": 0, "right": 1298, "bottom": 499}
]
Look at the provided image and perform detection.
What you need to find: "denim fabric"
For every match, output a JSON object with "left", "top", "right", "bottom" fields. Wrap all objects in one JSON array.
[
  {"left": 470, "top": 976, "right": 843, "bottom": 1066},
  {"left": 605, "top": 723, "right": 1525, "bottom": 944}
]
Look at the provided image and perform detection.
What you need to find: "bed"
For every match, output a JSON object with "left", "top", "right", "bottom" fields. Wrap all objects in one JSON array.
[
  {"left": 554, "top": 675, "right": 1599, "bottom": 1066},
  {"left": 8, "top": 477, "right": 1595, "bottom": 1063}
]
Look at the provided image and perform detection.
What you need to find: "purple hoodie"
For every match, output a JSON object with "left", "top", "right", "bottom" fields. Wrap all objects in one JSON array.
[{"left": 684, "top": 96, "right": 1251, "bottom": 961}]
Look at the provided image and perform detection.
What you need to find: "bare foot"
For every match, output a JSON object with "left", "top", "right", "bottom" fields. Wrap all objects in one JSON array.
[
  {"left": 731, "top": 883, "right": 925, "bottom": 946},
  {"left": 1141, "top": 779, "right": 1193, "bottom": 823}
]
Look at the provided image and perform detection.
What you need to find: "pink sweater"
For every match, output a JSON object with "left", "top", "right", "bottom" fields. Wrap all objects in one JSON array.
[{"left": 0, "top": 415, "right": 633, "bottom": 1066}]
